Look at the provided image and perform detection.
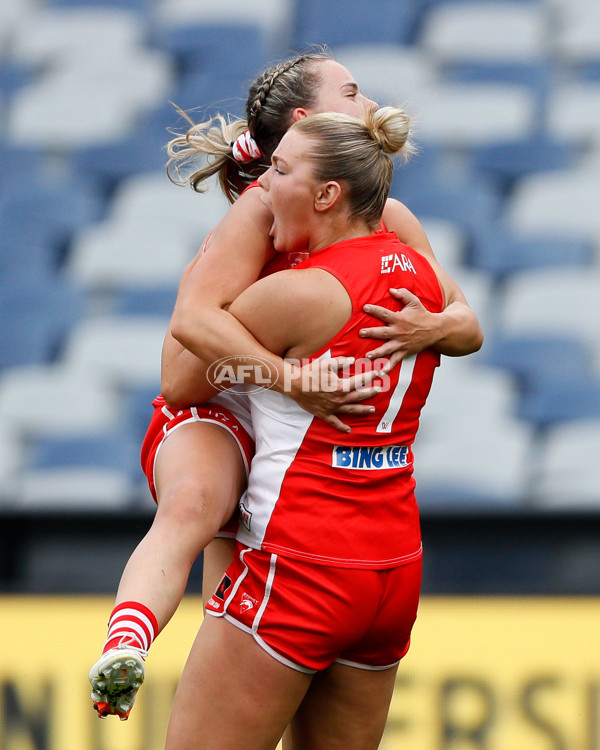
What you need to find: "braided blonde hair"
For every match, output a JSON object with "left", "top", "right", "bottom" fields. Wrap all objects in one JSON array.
[{"left": 166, "top": 49, "right": 331, "bottom": 204}]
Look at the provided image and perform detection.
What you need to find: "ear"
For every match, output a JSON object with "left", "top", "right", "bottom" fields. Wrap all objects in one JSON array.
[
  {"left": 314, "top": 181, "right": 342, "bottom": 213},
  {"left": 291, "top": 107, "right": 309, "bottom": 122}
]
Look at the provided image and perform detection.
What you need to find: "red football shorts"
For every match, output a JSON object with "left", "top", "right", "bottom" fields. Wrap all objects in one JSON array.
[
  {"left": 140, "top": 395, "right": 255, "bottom": 537},
  {"left": 205, "top": 543, "right": 422, "bottom": 673}
]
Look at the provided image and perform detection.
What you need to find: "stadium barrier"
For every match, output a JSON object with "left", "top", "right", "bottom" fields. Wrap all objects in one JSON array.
[{"left": 2, "top": 596, "right": 599, "bottom": 750}]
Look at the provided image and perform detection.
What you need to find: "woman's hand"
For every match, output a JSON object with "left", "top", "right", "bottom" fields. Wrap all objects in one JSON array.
[
  {"left": 284, "top": 356, "right": 384, "bottom": 433},
  {"left": 359, "top": 288, "right": 442, "bottom": 368}
]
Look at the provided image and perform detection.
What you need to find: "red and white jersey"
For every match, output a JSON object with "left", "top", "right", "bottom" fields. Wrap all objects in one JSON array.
[{"left": 237, "top": 232, "right": 444, "bottom": 569}]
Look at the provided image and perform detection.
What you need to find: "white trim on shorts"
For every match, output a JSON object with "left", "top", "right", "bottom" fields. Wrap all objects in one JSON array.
[
  {"left": 335, "top": 657, "right": 401, "bottom": 671},
  {"left": 205, "top": 547, "right": 316, "bottom": 675},
  {"left": 152, "top": 409, "right": 251, "bottom": 500}
]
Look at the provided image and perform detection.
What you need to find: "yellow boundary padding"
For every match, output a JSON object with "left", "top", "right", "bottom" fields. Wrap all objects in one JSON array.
[{"left": 1, "top": 595, "right": 600, "bottom": 750}]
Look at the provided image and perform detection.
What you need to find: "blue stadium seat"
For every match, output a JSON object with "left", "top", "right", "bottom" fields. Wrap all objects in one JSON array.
[
  {"left": 47, "top": 0, "right": 151, "bottom": 11},
  {"left": 444, "top": 60, "right": 553, "bottom": 102},
  {"left": 578, "top": 61, "right": 600, "bottom": 82},
  {"left": 150, "top": 22, "right": 267, "bottom": 79},
  {"left": 115, "top": 286, "right": 178, "bottom": 317},
  {"left": 123, "top": 383, "right": 160, "bottom": 444},
  {"left": 19, "top": 431, "right": 144, "bottom": 510},
  {"left": 171, "top": 68, "right": 251, "bottom": 116},
  {"left": 391, "top": 153, "right": 502, "bottom": 236},
  {"left": 481, "top": 334, "right": 592, "bottom": 391},
  {"left": 469, "top": 135, "right": 578, "bottom": 190},
  {"left": 518, "top": 374, "right": 600, "bottom": 429},
  {"left": 27, "top": 432, "right": 140, "bottom": 476},
  {"left": 0, "top": 174, "right": 106, "bottom": 268},
  {"left": 294, "top": 0, "right": 423, "bottom": 48},
  {"left": 471, "top": 225, "right": 591, "bottom": 277},
  {"left": 0, "top": 61, "right": 33, "bottom": 102},
  {"left": 0, "top": 274, "right": 87, "bottom": 370},
  {"left": 70, "top": 115, "right": 170, "bottom": 189},
  {"left": 0, "top": 141, "right": 45, "bottom": 200}
]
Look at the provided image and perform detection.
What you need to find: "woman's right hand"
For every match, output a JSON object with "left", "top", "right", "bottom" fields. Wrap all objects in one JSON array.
[{"left": 285, "top": 356, "right": 385, "bottom": 433}]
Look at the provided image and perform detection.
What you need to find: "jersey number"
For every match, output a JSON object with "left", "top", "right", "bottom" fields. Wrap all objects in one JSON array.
[{"left": 376, "top": 354, "right": 417, "bottom": 434}]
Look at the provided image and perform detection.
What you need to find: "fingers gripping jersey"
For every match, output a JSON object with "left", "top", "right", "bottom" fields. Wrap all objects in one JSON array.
[{"left": 237, "top": 233, "right": 444, "bottom": 569}]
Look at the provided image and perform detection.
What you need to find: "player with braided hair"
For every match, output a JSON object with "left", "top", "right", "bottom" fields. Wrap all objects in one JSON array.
[
  {"left": 164, "top": 104, "right": 456, "bottom": 750},
  {"left": 88, "top": 49, "right": 482, "bottom": 721}
]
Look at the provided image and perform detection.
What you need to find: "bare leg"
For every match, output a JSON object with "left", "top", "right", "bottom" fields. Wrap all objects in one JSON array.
[
  {"left": 165, "top": 615, "right": 312, "bottom": 750},
  {"left": 287, "top": 661, "right": 398, "bottom": 750},
  {"left": 114, "top": 422, "right": 246, "bottom": 631}
]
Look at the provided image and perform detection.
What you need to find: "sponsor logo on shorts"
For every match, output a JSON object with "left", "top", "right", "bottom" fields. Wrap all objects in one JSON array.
[
  {"left": 239, "top": 502, "right": 252, "bottom": 532},
  {"left": 332, "top": 445, "right": 410, "bottom": 470},
  {"left": 206, "top": 356, "right": 279, "bottom": 394},
  {"left": 207, "top": 574, "right": 233, "bottom": 611},
  {"left": 214, "top": 574, "right": 232, "bottom": 601},
  {"left": 240, "top": 592, "right": 259, "bottom": 613}
]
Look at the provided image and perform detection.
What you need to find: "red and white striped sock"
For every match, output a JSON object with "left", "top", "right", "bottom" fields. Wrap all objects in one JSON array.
[{"left": 102, "top": 601, "right": 159, "bottom": 657}]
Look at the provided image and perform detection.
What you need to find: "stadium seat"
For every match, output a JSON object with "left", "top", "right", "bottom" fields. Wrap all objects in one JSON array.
[
  {"left": 8, "top": 75, "right": 132, "bottom": 149},
  {"left": 332, "top": 43, "right": 439, "bottom": 105},
  {"left": 391, "top": 156, "right": 502, "bottom": 237},
  {"left": 471, "top": 224, "right": 591, "bottom": 277},
  {"left": 481, "top": 333, "right": 592, "bottom": 391},
  {"left": 7, "top": 6, "right": 173, "bottom": 149},
  {"left": 518, "top": 373, "right": 600, "bottom": 429},
  {"left": 115, "top": 286, "right": 178, "bottom": 317},
  {"left": 47, "top": 0, "right": 152, "bottom": 13},
  {"left": 67, "top": 216, "right": 198, "bottom": 291},
  {"left": 506, "top": 167, "right": 600, "bottom": 257},
  {"left": 123, "top": 383, "right": 160, "bottom": 443},
  {"left": 419, "top": 2, "right": 550, "bottom": 64},
  {"left": 0, "top": 59, "right": 32, "bottom": 104},
  {"left": 150, "top": 21, "right": 267, "bottom": 79},
  {"left": 532, "top": 418, "right": 600, "bottom": 509},
  {"left": 419, "top": 217, "right": 468, "bottom": 273},
  {"left": 0, "top": 273, "right": 86, "bottom": 370},
  {"left": 450, "top": 269, "right": 495, "bottom": 336},
  {"left": 413, "top": 416, "right": 535, "bottom": 509},
  {"left": 413, "top": 82, "right": 536, "bottom": 146},
  {"left": 0, "top": 0, "right": 38, "bottom": 52},
  {"left": 0, "top": 424, "right": 23, "bottom": 502},
  {"left": 0, "top": 174, "right": 105, "bottom": 258},
  {"left": 109, "top": 171, "right": 229, "bottom": 236},
  {"left": 154, "top": 0, "right": 294, "bottom": 57},
  {"left": 61, "top": 316, "right": 167, "bottom": 388},
  {"left": 0, "top": 364, "right": 120, "bottom": 439},
  {"left": 469, "top": 135, "right": 578, "bottom": 189},
  {"left": 27, "top": 432, "right": 140, "bottom": 474},
  {"left": 10, "top": 7, "right": 144, "bottom": 66},
  {"left": 553, "top": 0, "right": 600, "bottom": 71},
  {"left": 17, "top": 423, "right": 149, "bottom": 513},
  {"left": 414, "top": 357, "right": 533, "bottom": 507},
  {"left": 12, "top": 467, "right": 137, "bottom": 510},
  {"left": 169, "top": 67, "right": 252, "bottom": 116},
  {"left": 547, "top": 82, "right": 600, "bottom": 146},
  {"left": 0, "top": 140, "right": 47, "bottom": 200},
  {"left": 294, "top": 0, "right": 422, "bottom": 48},
  {"left": 69, "top": 112, "right": 171, "bottom": 188},
  {"left": 8, "top": 48, "right": 173, "bottom": 149},
  {"left": 67, "top": 170, "right": 229, "bottom": 291},
  {"left": 497, "top": 268, "right": 600, "bottom": 354}
]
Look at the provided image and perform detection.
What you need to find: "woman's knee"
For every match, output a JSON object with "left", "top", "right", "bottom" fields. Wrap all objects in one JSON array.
[{"left": 156, "top": 478, "right": 232, "bottom": 539}]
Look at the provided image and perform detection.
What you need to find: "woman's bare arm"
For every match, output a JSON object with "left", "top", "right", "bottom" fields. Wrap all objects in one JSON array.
[
  {"left": 160, "top": 188, "right": 276, "bottom": 407},
  {"left": 373, "top": 199, "right": 484, "bottom": 359},
  {"left": 164, "top": 188, "right": 377, "bottom": 429}
]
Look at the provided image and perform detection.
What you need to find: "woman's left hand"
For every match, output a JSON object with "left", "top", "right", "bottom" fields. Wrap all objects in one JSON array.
[{"left": 360, "top": 288, "right": 441, "bottom": 368}]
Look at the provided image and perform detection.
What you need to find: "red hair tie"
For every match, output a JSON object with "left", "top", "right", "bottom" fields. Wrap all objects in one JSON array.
[{"left": 232, "top": 130, "right": 263, "bottom": 162}]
